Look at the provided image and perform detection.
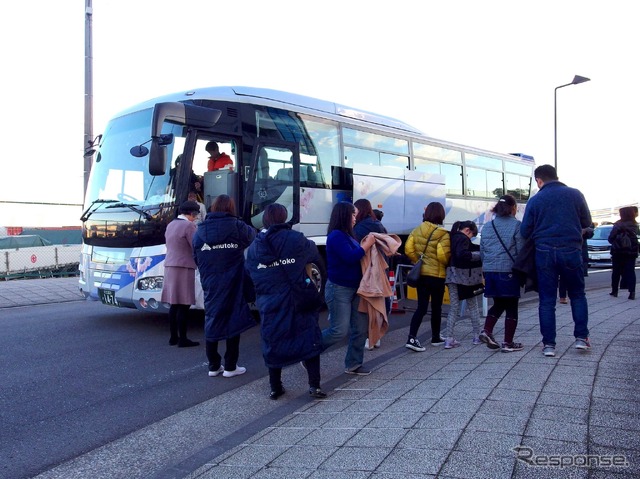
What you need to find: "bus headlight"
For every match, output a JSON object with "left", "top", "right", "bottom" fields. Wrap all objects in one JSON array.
[{"left": 137, "top": 276, "right": 164, "bottom": 291}]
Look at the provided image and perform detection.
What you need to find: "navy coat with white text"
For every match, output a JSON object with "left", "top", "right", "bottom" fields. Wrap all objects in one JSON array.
[
  {"left": 245, "top": 223, "right": 323, "bottom": 368},
  {"left": 193, "top": 212, "right": 257, "bottom": 342}
]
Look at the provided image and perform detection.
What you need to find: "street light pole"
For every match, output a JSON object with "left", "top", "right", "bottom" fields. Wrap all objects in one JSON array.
[
  {"left": 84, "top": 0, "right": 93, "bottom": 197},
  {"left": 554, "top": 75, "right": 590, "bottom": 174}
]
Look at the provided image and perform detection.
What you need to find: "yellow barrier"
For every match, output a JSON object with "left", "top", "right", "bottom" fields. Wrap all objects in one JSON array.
[{"left": 406, "top": 284, "right": 450, "bottom": 305}]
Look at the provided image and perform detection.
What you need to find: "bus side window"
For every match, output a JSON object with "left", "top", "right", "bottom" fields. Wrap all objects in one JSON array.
[{"left": 331, "top": 166, "right": 353, "bottom": 188}]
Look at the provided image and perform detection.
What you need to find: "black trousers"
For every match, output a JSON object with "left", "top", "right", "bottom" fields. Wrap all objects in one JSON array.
[
  {"left": 206, "top": 336, "right": 241, "bottom": 371},
  {"left": 269, "top": 355, "right": 321, "bottom": 390},
  {"left": 612, "top": 255, "right": 636, "bottom": 293},
  {"left": 409, "top": 275, "right": 445, "bottom": 341}
]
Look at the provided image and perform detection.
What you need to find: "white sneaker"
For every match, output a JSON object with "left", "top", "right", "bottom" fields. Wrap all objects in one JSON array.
[
  {"left": 223, "top": 366, "right": 247, "bottom": 378},
  {"left": 365, "top": 338, "right": 381, "bottom": 350},
  {"left": 208, "top": 366, "right": 224, "bottom": 377}
]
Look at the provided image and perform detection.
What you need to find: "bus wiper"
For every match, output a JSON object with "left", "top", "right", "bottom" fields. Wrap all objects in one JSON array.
[
  {"left": 80, "top": 199, "right": 118, "bottom": 222},
  {"left": 106, "top": 202, "right": 154, "bottom": 220}
]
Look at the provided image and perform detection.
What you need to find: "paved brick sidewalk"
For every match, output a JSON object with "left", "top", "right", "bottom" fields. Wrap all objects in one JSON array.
[
  {"left": 183, "top": 289, "right": 639, "bottom": 479},
  {"left": 0, "top": 276, "right": 82, "bottom": 308}
]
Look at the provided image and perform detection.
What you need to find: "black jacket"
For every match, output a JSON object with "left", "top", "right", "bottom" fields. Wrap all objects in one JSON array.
[{"left": 608, "top": 220, "right": 639, "bottom": 258}]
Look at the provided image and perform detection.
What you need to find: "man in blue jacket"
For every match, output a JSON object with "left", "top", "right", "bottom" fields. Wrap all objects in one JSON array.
[{"left": 520, "top": 165, "right": 593, "bottom": 357}]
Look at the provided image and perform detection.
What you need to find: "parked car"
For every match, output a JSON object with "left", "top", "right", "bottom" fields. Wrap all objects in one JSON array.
[
  {"left": 587, "top": 224, "right": 640, "bottom": 267},
  {"left": 587, "top": 225, "right": 614, "bottom": 267}
]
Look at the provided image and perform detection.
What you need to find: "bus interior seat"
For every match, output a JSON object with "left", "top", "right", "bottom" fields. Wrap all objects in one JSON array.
[
  {"left": 275, "top": 166, "right": 321, "bottom": 185},
  {"left": 275, "top": 168, "right": 293, "bottom": 181},
  {"left": 304, "top": 165, "right": 317, "bottom": 183}
]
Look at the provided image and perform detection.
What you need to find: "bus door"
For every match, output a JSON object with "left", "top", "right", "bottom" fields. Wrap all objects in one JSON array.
[
  {"left": 193, "top": 137, "right": 239, "bottom": 211},
  {"left": 244, "top": 140, "right": 301, "bottom": 229}
]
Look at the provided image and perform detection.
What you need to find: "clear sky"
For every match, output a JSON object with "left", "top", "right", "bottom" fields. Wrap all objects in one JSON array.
[{"left": 1, "top": 0, "right": 638, "bottom": 227}]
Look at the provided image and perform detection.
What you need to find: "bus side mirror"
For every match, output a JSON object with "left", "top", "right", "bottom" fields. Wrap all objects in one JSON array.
[{"left": 149, "top": 135, "right": 174, "bottom": 175}]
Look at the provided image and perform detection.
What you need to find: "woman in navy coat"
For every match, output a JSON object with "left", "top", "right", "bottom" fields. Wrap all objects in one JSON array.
[
  {"left": 193, "top": 195, "right": 257, "bottom": 378},
  {"left": 245, "top": 203, "right": 327, "bottom": 400}
]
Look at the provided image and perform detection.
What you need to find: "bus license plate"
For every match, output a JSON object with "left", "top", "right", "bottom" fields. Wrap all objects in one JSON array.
[{"left": 99, "top": 288, "right": 119, "bottom": 307}]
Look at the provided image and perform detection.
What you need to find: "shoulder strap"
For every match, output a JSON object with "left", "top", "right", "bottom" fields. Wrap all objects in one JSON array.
[
  {"left": 492, "top": 221, "right": 516, "bottom": 263},
  {"left": 417, "top": 227, "right": 438, "bottom": 262}
]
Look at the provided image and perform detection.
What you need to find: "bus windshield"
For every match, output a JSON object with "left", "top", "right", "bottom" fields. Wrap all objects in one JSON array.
[{"left": 85, "top": 109, "right": 185, "bottom": 208}]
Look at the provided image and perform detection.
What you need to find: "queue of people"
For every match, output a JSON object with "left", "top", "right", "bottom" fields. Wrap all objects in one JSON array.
[{"left": 162, "top": 164, "right": 622, "bottom": 400}]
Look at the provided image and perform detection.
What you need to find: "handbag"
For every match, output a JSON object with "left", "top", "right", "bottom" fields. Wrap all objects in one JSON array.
[
  {"left": 406, "top": 227, "right": 437, "bottom": 288},
  {"left": 291, "top": 275, "right": 323, "bottom": 313},
  {"left": 457, "top": 283, "right": 485, "bottom": 300}
]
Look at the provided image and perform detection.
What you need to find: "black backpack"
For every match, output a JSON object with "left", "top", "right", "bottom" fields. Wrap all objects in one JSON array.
[{"left": 613, "top": 230, "right": 634, "bottom": 252}]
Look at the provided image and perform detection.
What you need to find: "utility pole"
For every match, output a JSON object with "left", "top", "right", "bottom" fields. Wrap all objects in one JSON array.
[{"left": 83, "top": 0, "right": 93, "bottom": 197}]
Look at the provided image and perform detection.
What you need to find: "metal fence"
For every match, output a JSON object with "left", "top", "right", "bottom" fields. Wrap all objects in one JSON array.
[{"left": 1, "top": 245, "right": 81, "bottom": 280}]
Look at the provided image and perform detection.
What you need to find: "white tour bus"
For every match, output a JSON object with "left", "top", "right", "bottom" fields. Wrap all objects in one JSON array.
[{"left": 79, "top": 86, "right": 534, "bottom": 312}]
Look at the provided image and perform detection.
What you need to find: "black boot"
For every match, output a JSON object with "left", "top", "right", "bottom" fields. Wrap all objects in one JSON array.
[
  {"left": 169, "top": 308, "right": 179, "bottom": 345},
  {"left": 629, "top": 292, "right": 636, "bottom": 300},
  {"left": 609, "top": 291, "right": 618, "bottom": 297},
  {"left": 270, "top": 386, "right": 285, "bottom": 400},
  {"left": 177, "top": 307, "right": 199, "bottom": 347},
  {"left": 178, "top": 338, "right": 200, "bottom": 347}
]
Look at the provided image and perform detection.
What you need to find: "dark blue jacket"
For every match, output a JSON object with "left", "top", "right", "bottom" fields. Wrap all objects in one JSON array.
[
  {"left": 520, "top": 181, "right": 591, "bottom": 249},
  {"left": 326, "top": 230, "right": 365, "bottom": 288},
  {"left": 354, "top": 217, "right": 387, "bottom": 241},
  {"left": 193, "top": 212, "right": 257, "bottom": 342},
  {"left": 245, "top": 223, "right": 323, "bottom": 368}
]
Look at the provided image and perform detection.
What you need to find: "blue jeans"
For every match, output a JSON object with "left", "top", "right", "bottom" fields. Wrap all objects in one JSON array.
[
  {"left": 321, "top": 280, "right": 368, "bottom": 370},
  {"left": 535, "top": 245, "right": 589, "bottom": 346}
]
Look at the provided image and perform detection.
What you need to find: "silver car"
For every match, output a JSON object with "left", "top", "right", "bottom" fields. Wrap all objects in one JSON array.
[
  {"left": 587, "top": 224, "right": 640, "bottom": 267},
  {"left": 587, "top": 225, "right": 614, "bottom": 267}
]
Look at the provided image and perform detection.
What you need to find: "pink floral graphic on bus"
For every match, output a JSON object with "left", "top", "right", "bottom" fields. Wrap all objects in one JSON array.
[
  {"left": 126, "top": 257, "right": 153, "bottom": 277},
  {"left": 356, "top": 180, "right": 372, "bottom": 197},
  {"left": 300, "top": 189, "right": 315, "bottom": 214}
]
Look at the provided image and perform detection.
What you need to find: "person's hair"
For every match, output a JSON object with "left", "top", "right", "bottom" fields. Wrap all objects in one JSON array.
[
  {"left": 620, "top": 206, "right": 637, "bottom": 223},
  {"left": 492, "top": 194, "right": 517, "bottom": 217},
  {"left": 451, "top": 220, "right": 478, "bottom": 236},
  {"left": 422, "top": 202, "right": 446, "bottom": 224},
  {"left": 211, "top": 194, "right": 236, "bottom": 215},
  {"left": 373, "top": 209, "right": 384, "bottom": 221},
  {"left": 354, "top": 198, "right": 375, "bottom": 223},
  {"left": 205, "top": 141, "right": 219, "bottom": 154},
  {"left": 187, "top": 191, "right": 198, "bottom": 199},
  {"left": 179, "top": 200, "right": 201, "bottom": 216},
  {"left": 534, "top": 164, "right": 558, "bottom": 182},
  {"left": 263, "top": 203, "right": 288, "bottom": 228},
  {"left": 328, "top": 201, "right": 356, "bottom": 237}
]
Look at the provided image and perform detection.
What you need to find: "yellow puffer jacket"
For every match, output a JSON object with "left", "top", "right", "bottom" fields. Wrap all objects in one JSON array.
[{"left": 405, "top": 222, "right": 451, "bottom": 279}]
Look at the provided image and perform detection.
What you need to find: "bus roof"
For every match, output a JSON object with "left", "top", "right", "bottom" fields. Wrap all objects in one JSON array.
[
  {"left": 114, "top": 85, "right": 532, "bottom": 163},
  {"left": 115, "top": 86, "right": 425, "bottom": 135}
]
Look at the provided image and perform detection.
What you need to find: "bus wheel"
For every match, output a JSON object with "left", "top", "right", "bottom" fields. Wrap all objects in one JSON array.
[{"left": 308, "top": 260, "right": 326, "bottom": 307}]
